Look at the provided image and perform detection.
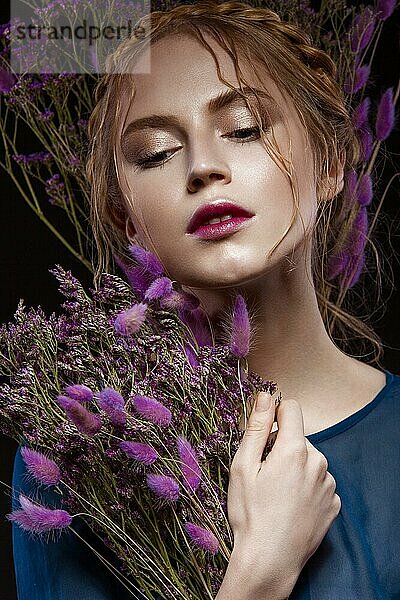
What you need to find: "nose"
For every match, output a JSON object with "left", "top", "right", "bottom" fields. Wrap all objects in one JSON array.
[{"left": 186, "top": 153, "right": 231, "bottom": 193}]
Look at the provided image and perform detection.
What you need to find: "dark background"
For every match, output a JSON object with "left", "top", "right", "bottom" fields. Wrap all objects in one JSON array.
[{"left": 1, "top": 2, "right": 399, "bottom": 599}]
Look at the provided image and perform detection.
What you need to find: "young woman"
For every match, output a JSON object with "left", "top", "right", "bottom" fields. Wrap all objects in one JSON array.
[{"left": 12, "top": 2, "right": 400, "bottom": 599}]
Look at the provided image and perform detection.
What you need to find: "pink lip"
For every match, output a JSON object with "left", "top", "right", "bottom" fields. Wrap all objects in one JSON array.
[
  {"left": 186, "top": 201, "right": 255, "bottom": 239},
  {"left": 190, "top": 217, "right": 254, "bottom": 240}
]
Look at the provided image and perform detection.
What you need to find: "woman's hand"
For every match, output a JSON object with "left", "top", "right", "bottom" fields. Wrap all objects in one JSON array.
[{"left": 220, "top": 391, "right": 341, "bottom": 599}]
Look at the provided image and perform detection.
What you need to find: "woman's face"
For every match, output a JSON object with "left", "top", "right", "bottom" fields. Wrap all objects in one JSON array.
[{"left": 118, "top": 32, "right": 319, "bottom": 289}]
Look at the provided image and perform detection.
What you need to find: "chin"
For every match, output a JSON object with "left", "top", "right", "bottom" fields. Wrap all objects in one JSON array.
[{"left": 164, "top": 266, "right": 242, "bottom": 289}]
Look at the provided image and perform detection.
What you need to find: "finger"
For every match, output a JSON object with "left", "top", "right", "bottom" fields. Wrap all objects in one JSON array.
[
  {"left": 273, "top": 397, "right": 306, "bottom": 450},
  {"left": 236, "top": 391, "right": 277, "bottom": 466}
]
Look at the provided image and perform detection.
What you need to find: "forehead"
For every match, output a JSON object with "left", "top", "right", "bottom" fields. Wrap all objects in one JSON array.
[{"left": 122, "top": 32, "right": 294, "bottom": 125}]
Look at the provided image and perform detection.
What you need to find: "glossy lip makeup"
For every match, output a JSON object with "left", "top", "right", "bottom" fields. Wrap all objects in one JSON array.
[
  {"left": 188, "top": 214, "right": 255, "bottom": 240},
  {"left": 186, "top": 200, "right": 255, "bottom": 240}
]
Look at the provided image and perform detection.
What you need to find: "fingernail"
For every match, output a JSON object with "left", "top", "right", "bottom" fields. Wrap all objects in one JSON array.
[{"left": 255, "top": 392, "right": 272, "bottom": 411}]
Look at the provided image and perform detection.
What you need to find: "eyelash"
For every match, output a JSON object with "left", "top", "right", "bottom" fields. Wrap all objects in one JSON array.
[{"left": 133, "top": 125, "right": 264, "bottom": 170}]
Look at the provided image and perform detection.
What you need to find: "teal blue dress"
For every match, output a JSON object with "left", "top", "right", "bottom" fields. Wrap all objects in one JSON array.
[{"left": 12, "top": 370, "right": 400, "bottom": 599}]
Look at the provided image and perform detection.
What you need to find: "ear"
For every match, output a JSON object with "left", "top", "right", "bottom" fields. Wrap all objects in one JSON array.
[
  {"left": 125, "top": 217, "right": 137, "bottom": 241},
  {"left": 105, "top": 201, "right": 128, "bottom": 233},
  {"left": 319, "top": 150, "right": 346, "bottom": 202},
  {"left": 103, "top": 200, "right": 136, "bottom": 238}
]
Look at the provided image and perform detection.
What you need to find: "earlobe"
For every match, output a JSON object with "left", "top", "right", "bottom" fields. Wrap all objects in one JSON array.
[
  {"left": 329, "top": 171, "right": 345, "bottom": 199},
  {"left": 320, "top": 153, "right": 345, "bottom": 202},
  {"left": 125, "top": 218, "right": 137, "bottom": 242}
]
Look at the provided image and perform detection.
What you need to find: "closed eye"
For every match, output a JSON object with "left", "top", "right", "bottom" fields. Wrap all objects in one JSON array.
[
  {"left": 133, "top": 125, "right": 266, "bottom": 170},
  {"left": 223, "top": 125, "right": 262, "bottom": 142}
]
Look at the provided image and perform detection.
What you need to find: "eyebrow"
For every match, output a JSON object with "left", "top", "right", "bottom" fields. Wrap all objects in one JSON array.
[{"left": 121, "top": 86, "right": 280, "bottom": 140}]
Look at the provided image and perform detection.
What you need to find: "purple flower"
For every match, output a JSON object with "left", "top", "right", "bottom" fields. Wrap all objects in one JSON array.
[
  {"left": 344, "top": 64, "right": 370, "bottom": 94},
  {"left": 99, "top": 387, "right": 124, "bottom": 409},
  {"left": 327, "top": 251, "right": 350, "bottom": 280},
  {"left": 179, "top": 308, "right": 212, "bottom": 347},
  {"left": 376, "top": 87, "right": 395, "bottom": 141},
  {"left": 119, "top": 441, "right": 158, "bottom": 465},
  {"left": 0, "top": 22, "right": 10, "bottom": 39},
  {"left": 128, "top": 243, "right": 164, "bottom": 278},
  {"left": 177, "top": 436, "right": 201, "bottom": 491},
  {"left": 340, "top": 252, "right": 366, "bottom": 289},
  {"left": 45, "top": 173, "right": 68, "bottom": 205},
  {"left": 127, "top": 267, "right": 153, "bottom": 296},
  {"left": 349, "top": 253, "right": 365, "bottom": 288},
  {"left": 56, "top": 395, "right": 102, "bottom": 436},
  {"left": 183, "top": 343, "right": 199, "bottom": 368},
  {"left": 352, "top": 97, "right": 371, "bottom": 129},
  {"left": 64, "top": 384, "right": 93, "bottom": 403},
  {"left": 349, "top": 206, "right": 369, "bottom": 256},
  {"left": 358, "top": 125, "right": 374, "bottom": 161},
  {"left": 357, "top": 173, "right": 373, "bottom": 206},
  {"left": 327, "top": 204, "right": 368, "bottom": 283},
  {"left": 0, "top": 68, "right": 16, "bottom": 93},
  {"left": 12, "top": 151, "right": 52, "bottom": 165},
  {"left": 146, "top": 473, "right": 180, "bottom": 501},
  {"left": 20, "top": 447, "right": 61, "bottom": 485},
  {"left": 345, "top": 168, "right": 358, "bottom": 207},
  {"left": 97, "top": 387, "right": 126, "bottom": 427},
  {"left": 113, "top": 255, "right": 153, "bottom": 298},
  {"left": 229, "top": 295, "right": 251, "bottom": 358},
  {"left": 350, "top": 7, "right": 376, "bottom": 54},
  {"left": 184, "top": 522, "right": 219, "bottom": 555},
  {"left": 159, "top": 290, "right": 188, "bottom": 311},
  {"left": 144, "top": 277, "right": 173, "bottom": 301},
  {"left": 132, "top": 394, "right": 172, "bottom": 427},
  {"left": 68, "top": 155, "right": 81, "bottom": 168},
  {"left": 159, "top": 289, "right": 200, "bottom": 311},
  {"left": 114, "top": 303, "right": 147, "bottom": 336},
  {"left": 37, "top": 108, "right": 54, "bottom": 121},
  {"left": 376, "top": 0, "right": 396, "bottom": 21},
  {"left": 7, "top": 494, "right": 72, "bottom": 534}
]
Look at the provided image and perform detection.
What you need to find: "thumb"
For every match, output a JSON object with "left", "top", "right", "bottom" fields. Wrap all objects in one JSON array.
[{"left": 237, "top": 391, "right": 276, "bottom": 465}]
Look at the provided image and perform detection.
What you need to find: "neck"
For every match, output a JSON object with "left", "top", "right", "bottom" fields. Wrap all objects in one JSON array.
[{"left": 191, "top": 254, "right": 356, "bottom": 410}]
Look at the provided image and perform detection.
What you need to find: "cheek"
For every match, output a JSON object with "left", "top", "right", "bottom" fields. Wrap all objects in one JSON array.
[
  {"left": 241, "top": 153, "right": 296, "bottom": 228},
  {"left": 125, "top": 192, "right": 178, "bottom": 245},
  {"left": 126, "top": 202, "right": 190, "bottom": 280}
]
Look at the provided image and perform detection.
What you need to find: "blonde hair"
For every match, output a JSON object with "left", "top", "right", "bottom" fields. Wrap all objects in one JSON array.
[{"left": 86, "top": 0, "right": 385, "bottom": 365}]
